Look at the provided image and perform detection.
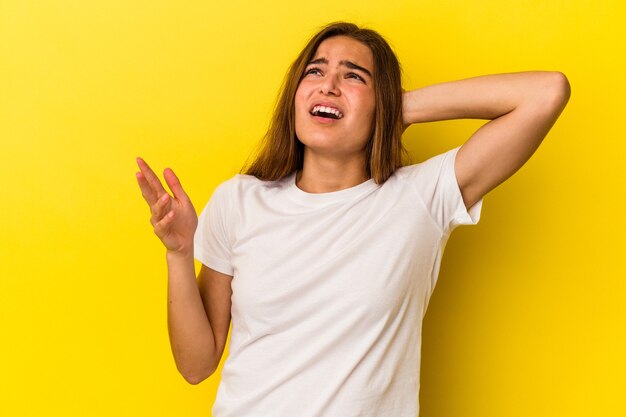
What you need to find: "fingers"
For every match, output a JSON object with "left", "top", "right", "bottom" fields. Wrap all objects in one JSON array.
[
  {"left": 136, "top": 157, "right": 168, "bottom": 203},
  {"left": 150, "top": 193, "right": 172, "bottom": 227},
  {"left": 153, "top": 207, "right": 175, "bottom": 237},
  {"left": 163, "top": 167, "right": 190, "bottom": 203},
  {"left": 136, "top": 171, "right": 157, "bottom": 205}
]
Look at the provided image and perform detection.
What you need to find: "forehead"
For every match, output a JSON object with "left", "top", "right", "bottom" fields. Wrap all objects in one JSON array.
[{"left": 311, "top": 36, "right": 373, "bottom": 69}]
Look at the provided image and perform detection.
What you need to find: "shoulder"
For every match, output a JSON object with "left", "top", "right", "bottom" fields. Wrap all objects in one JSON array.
[
  {"left": 391, "top": 146, "right": 460, "bottom": 184},
  {"left": 212, "top": 173, "right": 293, "bottom": 203},
  {"left": 212, "top": 173, "right": 260, "bottom": 193},
  {"left": 219, "top": 173, "right": 291, "bottom": 191}
]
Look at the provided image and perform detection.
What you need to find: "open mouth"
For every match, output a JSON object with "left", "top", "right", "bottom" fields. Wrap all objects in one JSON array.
[{"left": 310, "top": 105, "right": 344, "bottom": 120}]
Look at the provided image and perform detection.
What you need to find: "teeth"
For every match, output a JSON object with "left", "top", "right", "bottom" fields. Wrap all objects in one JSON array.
[{"left": 311, "top": 105, "right": 343, "bottom": 119}]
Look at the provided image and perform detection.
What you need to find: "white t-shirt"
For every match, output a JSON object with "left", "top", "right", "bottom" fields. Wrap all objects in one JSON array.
[{"left": 194, "top": 146, "right": 483, "bottom": 417}]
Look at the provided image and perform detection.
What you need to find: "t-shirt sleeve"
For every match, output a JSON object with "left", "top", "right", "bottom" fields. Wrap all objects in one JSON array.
[
  {"left": 193, "top": 181, "right": 235, "bottom": 276},
  {"left": 406, "top": 146, "right": 483, "bottom": 234}
]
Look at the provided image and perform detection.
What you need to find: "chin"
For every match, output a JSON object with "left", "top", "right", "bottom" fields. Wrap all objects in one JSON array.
[{"left": 298, "top": 136, "right": 339, "bottom": 152}]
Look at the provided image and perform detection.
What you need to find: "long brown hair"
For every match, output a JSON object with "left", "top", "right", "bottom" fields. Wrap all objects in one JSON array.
[{"left": 241, "top": 22, "right": 408, "bottom": 184}]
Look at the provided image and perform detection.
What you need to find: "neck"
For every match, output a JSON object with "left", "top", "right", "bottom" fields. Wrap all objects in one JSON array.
[{"left": 296, "top": 149, "right": 369, "bottom": 193}]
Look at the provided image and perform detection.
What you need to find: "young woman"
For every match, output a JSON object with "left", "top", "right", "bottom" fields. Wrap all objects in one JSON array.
[{"left": 136, "top": 21, "right": 570, "bottom": 417}]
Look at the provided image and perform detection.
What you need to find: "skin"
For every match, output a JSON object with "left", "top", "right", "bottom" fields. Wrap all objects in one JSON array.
[
  {"left": 136, "top": 35, "right": 571, "bottom": 384},
  {"left": 136, "top": 160, "right": 231, "bottom": 384},
  {"left": 402, "top": 70, "right": 571, "bottom": 208},
  {"left": 294, "top": 35, "right": 376, "bottom": 193}
]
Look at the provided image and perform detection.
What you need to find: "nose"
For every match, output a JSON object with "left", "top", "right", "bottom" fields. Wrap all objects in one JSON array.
[{"left": 319, "top": 73, "right": 340, "bottom": 96}]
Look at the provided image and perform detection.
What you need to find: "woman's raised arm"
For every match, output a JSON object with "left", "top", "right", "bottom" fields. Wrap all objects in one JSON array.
[
  {"left": 135, "top": 158, "right": 220, "bottom": 384},
  {"left": 402, "top": 71, "right": 571, "bottom": 208}
]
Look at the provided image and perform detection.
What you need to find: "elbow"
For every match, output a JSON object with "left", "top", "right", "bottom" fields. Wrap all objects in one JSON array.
[
  {"left": 181, "top": 366, "right": 215, "bottom": 385},
  {"left": 178, "top": 360, "right": 217, "bottom": 385},
  {"left": 183, "top": 373, "right": 209, "bottom": 385},
  {"left": 528, "top": 71, "right": 570, "bottom": 115},
  {"left": 172, "top": 344, "right": 219, "bottom": 385},
  {"left": 547, "top": 71, "right": 571, "bottom": 107}
]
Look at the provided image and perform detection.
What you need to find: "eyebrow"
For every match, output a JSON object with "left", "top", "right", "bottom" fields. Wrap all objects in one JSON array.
[{"left": 307, "top": 57, "right": 372, "bottom": 78}]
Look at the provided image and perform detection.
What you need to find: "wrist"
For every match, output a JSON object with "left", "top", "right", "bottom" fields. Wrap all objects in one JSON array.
[{"left": 166, "top": 248, "right": 194, "bottom": 263}]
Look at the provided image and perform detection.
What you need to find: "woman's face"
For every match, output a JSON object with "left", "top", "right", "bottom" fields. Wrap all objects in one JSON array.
[{"left": 294, "top": 35, "right": 375, "bottom": 159}]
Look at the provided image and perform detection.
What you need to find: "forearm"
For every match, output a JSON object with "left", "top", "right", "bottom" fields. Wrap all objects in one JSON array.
[
  {"left": 402, "top": 70, "right": 566, "bottom": 125},
  {"left": 166, "top": 250, "right": 216, "bottom": 384}
]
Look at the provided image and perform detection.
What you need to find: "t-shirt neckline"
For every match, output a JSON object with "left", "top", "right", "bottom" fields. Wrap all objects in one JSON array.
[{"left": 286, "top": 171, "right": 379, "bottom": 205}]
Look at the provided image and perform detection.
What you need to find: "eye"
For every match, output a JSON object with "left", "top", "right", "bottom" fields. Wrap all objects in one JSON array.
[
  {"left": 347, "top": 72, "right": 365, "bottom": 82},
  {"left": 305, "top": 67, "right": 322, "bottom": 76}
]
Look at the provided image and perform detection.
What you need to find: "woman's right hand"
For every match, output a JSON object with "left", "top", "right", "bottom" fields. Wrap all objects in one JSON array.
[{"left": 135, "top": 157, "right": 198, "bottom": 256}]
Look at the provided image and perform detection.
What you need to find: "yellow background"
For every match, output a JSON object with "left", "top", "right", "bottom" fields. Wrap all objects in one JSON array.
[{"left": 1, "top": 1, "right": 624, "bottom": 416}]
